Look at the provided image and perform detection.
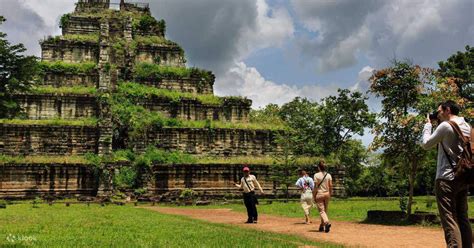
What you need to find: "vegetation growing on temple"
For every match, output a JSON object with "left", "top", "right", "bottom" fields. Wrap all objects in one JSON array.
[
  {"left": 133, "top": 63, "right": 214, "bottom": 82},
  {"left": 38, "top": 61, "right": 97, "bottom": 75}
]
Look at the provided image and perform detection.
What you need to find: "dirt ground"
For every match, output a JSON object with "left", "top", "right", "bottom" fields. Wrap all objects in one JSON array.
[{"left": 142, "top": 207, "right": 446, "bottom": 248}]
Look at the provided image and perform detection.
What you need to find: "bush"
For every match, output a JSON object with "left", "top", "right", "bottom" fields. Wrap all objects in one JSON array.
[
  {"left": 179, "top": 189, "right": 196, "bottom": 200},
  {"left": 134, "top": 188, "right": 147, "bottom": 197},
  {"left": 59, "top": 14, "right": 71, "bottom": 28},
  {"left": 117, "top": 81, "right": 222, "bottom": 105},
  {"left": 39, "top": 61, "right": 97, "bottom": 75},
  {"left": 41, "top": 34, "right": 99, "bottom": 44},
  {"left": 32, "top": 197, "right": 41, "bottom": 208},
  {"left": 133, "top": 15, "right": 166, "bottom": 34},
  {"left": 133, "top": 63, "right": 213, "bottom": 83},
  {"left": 113, "top": 166, "right": 138, "bottom": 190}
]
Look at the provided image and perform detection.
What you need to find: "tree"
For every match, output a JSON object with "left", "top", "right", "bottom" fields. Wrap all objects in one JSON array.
[
  {"left": 319, "top": 89, "right": 376, "bottom": 156},
  {"left": 437, "top": 46, "right": 474, "bottom": 120},
  {"left": 271, "top": 130, "right": 299, "bottom": 202},
  {"left": 0, "top": 16, "right": 39, "bottom": 118},
  {"left": 279, "top": 91, "right": 375, "bottom": 157},
  {"left": 438, "top": 45, "right": 474, "bottom": 101},
  {"left": 338, "top": 139, "right": 370, "bottom": 196},
  {"left": 369, "top": 60, "right": 433, "bottom": 216},
  {"left": 279, "top": 97, "right": 322, "bottom": 155},
  {"left": 249, "top": 103, "right": 286, "bottom": 127}
]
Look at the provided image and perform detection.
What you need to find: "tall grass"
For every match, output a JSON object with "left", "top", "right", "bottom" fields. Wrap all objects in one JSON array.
[
  {"left": 31, "top": 86, "right": 97, "bottom": 95},
  {"left": 0, "top": 155, "right": 89, "bottom": 165},
  {"left": 118, "top": 82, "right": 223, "bottom": 105},
  {"left": 133, "top": 63, "right": 213, "bottom": 82},
  {"left": 0, "top": 118, "right": 98, "bottom": 126},
  {"left": 41, "top": 34, "right": 99, "bottom": 44},
  {"left": 38, "top": 61, "right": 98, "bottom": 74},
  {"left": 134, "top": 35, "right": 177, "bottom": 46}
]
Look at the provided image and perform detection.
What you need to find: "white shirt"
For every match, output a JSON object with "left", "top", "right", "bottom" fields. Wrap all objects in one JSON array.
[
  {"left": 421, "top": 117, "right": 471, "bottom": 180},
  {"left": 314, "top": 172, "right": 332, "bottom": 194},
  {"left": 237, "top": 175, "right": 262, "bottom": 193},
  {"left": 295, "top": 176, "right": 315, "bottom": 191}
]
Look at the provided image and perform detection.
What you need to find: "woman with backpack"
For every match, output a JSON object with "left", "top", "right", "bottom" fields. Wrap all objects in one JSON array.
[
  {"left": 295, "top": 169, "right": 315, "bottom": 224},
  {"left": 313, "top": 161, "right": 333, "bottom": 233}
]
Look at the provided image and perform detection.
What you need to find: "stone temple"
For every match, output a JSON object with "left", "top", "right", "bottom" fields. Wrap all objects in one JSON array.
[{"left": 0, "top": 0, "right": 345, "bottom": 199}]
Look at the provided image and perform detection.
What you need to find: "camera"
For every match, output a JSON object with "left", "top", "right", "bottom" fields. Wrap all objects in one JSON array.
[{"left": 428, "top": 110, "right": 439, "bottom": 121}]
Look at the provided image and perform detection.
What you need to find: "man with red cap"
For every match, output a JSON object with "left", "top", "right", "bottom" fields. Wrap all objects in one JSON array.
[{"left": 235, "top": 166, "right": 264, "bottom": 223}]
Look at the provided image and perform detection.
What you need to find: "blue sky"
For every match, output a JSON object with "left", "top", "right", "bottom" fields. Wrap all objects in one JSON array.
[{"left": 1, "top": 0, "right": 473, "bottom": 147}]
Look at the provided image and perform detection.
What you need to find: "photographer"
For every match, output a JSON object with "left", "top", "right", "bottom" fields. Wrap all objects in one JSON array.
[{"left": 421, "top": 100, "right": 472, "bottom": 247}]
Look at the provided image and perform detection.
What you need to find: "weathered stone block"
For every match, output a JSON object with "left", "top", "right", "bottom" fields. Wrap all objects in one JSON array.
[
  {"left": 139, "top": 98, "right": 250, "bottom": 122},
  {"left": 132, "top": 128, "right": 281, "bottom": 156},
  {"left": 0, "top": 124, "right": 99, "bottom": 156},
  {"left": 41, "top": 40, "right": 99, "bottom": 63},
  {"left": 141, "top": 77, "right": 214, "bottom": 94},
  {"left": 149, "top": 163, "right": 346, "bottom": 198},
  {"left": 0, "top": 163, "right": 97, "bottom": 199},
  {"left": 135, "top": 45, "right": 185, "bottom": 67},
  {"left": 62, "top": 16, "right": 101, "bottom": 36},
  {"left": 17, "top": 94, "right": 98, "bottom": 120},
  {"left": 42, "top": 72, "right": 99, "bottom": 88}
]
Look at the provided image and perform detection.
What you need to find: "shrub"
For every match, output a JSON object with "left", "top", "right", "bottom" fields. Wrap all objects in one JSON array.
[
  {"left": 133, "top": 15, "right": 166, "bottom": 34},
  {"left": 31, "top": 86, "right": 97, "bottom": 95},
  {"left": 113, "top": 166, "right": 138, "bottom": 189},
  {"left": 117, "top": 81, "right": 222, "bottom": 105},
  {"left": 133, "top": 63, "right": 213, "bottom": 83},
  {"left": 179, "top": 189, "right": 196, "bottom": 200},
  {"left": 0, "top": 200, "right": 7, "bottom": 209},
  {"left": 38, "top": 61, "right": 97, "bottom": 75},
  {"left": 59, "top": 14, "right": 71, "bottom": 28}
]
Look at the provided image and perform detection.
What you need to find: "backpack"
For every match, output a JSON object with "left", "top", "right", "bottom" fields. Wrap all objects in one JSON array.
[{"left": 446, "top": 121, "right": 474, "bottom": 185}]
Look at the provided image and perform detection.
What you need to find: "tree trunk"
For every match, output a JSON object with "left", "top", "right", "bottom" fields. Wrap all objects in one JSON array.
[{"left": 407, "top": 161, "right": 417, "bottom": 216}]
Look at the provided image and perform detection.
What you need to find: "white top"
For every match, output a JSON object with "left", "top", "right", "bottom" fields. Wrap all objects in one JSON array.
[
  {"left": 314, "top": 172, "right": 332, "bottom": 194},
  {"left": 295, "top": 175, "right": 315, "bottom": 192},
  {"left": 421, "top": 117, "right": 471, "bottom": 180},
  {"left": 237, "top": 175, "right": 263, "bottom": 193}
]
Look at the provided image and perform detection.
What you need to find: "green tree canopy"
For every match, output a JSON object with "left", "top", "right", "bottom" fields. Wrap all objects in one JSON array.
[
  {"left": 0, "top": 16, "right": 39, "bottom": 118},
  {"left": 438, "top": 45, "right": 474, "bottom": 100},
  {"left": 319, "top": 89, "right": 376, "bottom": 155},
  {"left": 279, "top": 89, "right": 375, "bottom": 157}
]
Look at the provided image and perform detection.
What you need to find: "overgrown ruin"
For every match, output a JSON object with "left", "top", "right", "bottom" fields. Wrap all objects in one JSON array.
[{"left": 0, "top": 0, "right": 345, "bottom": 200}]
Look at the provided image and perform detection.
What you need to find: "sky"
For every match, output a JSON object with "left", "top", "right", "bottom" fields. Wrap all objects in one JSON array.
[{"left": 0, "top": 0, "right": 473, "bottom": 147}]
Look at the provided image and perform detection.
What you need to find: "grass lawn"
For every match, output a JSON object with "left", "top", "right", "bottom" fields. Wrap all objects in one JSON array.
[
  {"left": 185, "top": 196, "right": 474, "bottom": 223},
  {"left": 0, "top": 203, "right": 342, "bottom": 248}
]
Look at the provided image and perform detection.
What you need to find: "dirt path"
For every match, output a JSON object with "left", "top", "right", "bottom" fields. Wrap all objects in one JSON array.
[{"left": 142, "top": 207, "right": 445, "bottom": 248}]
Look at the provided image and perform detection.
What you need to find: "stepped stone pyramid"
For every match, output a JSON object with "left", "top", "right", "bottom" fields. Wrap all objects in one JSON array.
[{"left": 0, "top": 0, "right": 345, "bottom": 199}]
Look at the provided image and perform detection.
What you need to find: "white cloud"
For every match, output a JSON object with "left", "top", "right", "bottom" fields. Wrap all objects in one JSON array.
[
  {"left": 291, "top": 0, "right": 474, "bottom": 72},
  {"left": 216, "top": 62, "right": 339, "bottom": 108},
  {"left": 22, "top": 0, "right": 75, "bottom": 31},
  {"left": 237, "top": 0, "right": 294, "bottom": 60},
  {"left": 151, "top": 0, "right": 294, "bottom": 75},
  {"left": 351, "top": 66, "right": 374, "bottom": 93}
]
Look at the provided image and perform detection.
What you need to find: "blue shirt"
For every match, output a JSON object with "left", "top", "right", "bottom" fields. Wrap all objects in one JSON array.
[{"left": 295, "top": 176, "right": 314, "bottom": 190}]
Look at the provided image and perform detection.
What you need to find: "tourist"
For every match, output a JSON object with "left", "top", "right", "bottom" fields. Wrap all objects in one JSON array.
[
  {"left": 421, "top": 100, "right": 472, "bottom": 247},
  {"left": 313, "top": 161, "right": 333, "bottom": 233},
  {"left": 295, "top": 169, "right": 315, "bottom": 224},
  {"left": 235, "top": 166, "right": 264, "bottom": 223}
]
